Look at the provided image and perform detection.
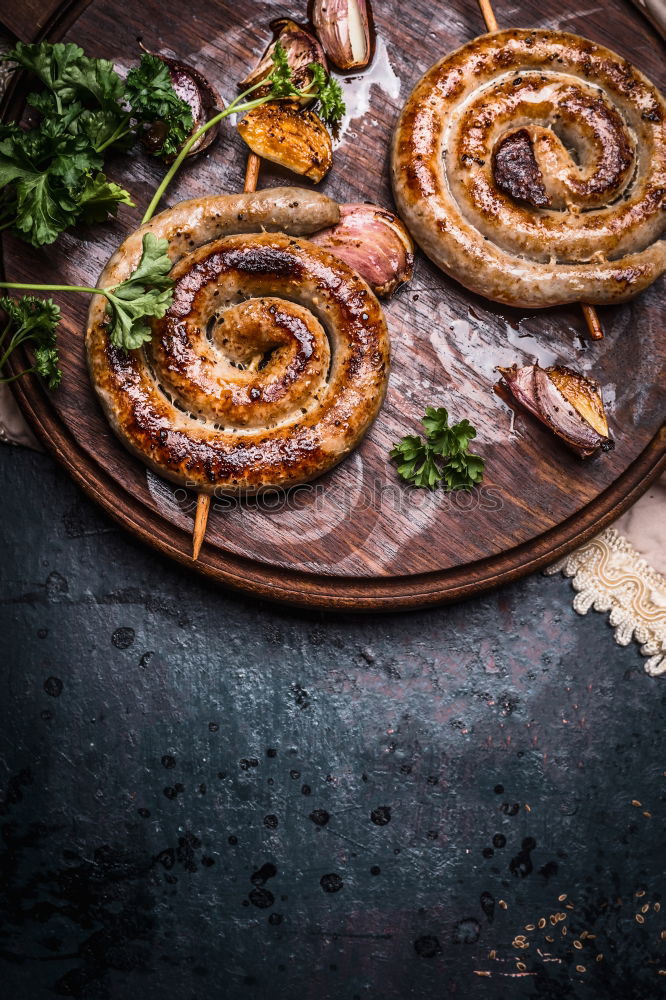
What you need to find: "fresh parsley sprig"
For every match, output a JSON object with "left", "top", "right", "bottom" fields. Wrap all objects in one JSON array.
[
  {"left": 0, "top": 232, "right": 174, "bottom": 371},
  {"left": 0, "top": 295, "right": 62, "bottom": 388},
  {"left": 0, "top": 40, "right": 347, "bottom": 391},
  {"left": 391, "top": 406, "right": 485, "bottom": 491},
  {"left": 141, "top": 42, "right": 345, "bottom": 223},
  {"left": 303, "top": 63, "right": 346, "bottom": 130},
  {"left": 1, "top": 43, "right": 194, "bottom": 246}
]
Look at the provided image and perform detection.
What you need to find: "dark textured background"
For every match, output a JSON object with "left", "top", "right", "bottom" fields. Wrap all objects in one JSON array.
[{"left": 1, "top": 445, "right": 664, "bottom": 999}]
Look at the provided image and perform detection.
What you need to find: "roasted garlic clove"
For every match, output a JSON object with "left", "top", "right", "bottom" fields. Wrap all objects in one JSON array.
[
  {"left": 239, "top": 18, "right": 327, "bottom": 102},
  {"left": 497, "top": 364, "right": 614, "bottom": 458},
  {"left": 312, "top": 0, "right": 373, "bottom": 71},
  {"left": 237, "top": 101, "right": 333, "bottom": 183},
  {"left": 309, "top": 202, "right": 414, "bottom": 296},
  {"left": 139, "top": 50, "right": 220, "bottom": 159}
]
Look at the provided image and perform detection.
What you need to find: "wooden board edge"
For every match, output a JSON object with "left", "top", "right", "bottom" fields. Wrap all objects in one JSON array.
[{"left": 7, "top": 369, "right": 665, "bottom": 611}]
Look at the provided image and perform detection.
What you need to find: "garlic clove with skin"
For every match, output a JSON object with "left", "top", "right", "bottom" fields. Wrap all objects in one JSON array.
[
  {"left": 312, "top": 0, "right": 373, "bottom": 71},
  {"left": 309, "top": 203, "right": 414, "bottom": 296},
  {"left": 497, "top": 364, "right": 614, "bottom": 458}
]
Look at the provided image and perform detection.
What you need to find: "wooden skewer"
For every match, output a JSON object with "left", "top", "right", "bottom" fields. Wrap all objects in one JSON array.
[
  {"left": 580, "top": 302, "right": 604, "bottom": 340},
  {"left": 476, "top": 0, "right": 604, "bottom": 341},
  {"left": 192, "top": 151, "right": 263, "bottom": 559},
  {"left": 192, "top": 493, "right": 210, "bottom": 560},
  {"left": 477, "top": 0, "right": 499, "bottom": 31},
  {"left": 244, "top": 152, "right": 261, "bottom": 192}
]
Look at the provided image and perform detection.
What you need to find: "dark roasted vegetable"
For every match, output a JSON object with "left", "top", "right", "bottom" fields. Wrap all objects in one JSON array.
[
  {"left": 138, "top": 47, "right": 220, "bottom": 159},
  {"left": 239, "top": 19, "right": 327, "bottom": 103}
]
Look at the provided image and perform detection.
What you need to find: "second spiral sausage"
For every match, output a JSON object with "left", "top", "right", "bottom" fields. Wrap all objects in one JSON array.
[{"left": 392, "top": 29, "right": 666, "bottom": 308}]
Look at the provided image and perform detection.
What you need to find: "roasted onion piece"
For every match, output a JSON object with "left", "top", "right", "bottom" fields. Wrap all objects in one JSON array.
[
  {"left": 237, "top": 101, "right": 333, "bottom": 182},
  {"left": 239, "top": 18, "right": 327, "bottom": 102},
  {"left": 309, "top": 202, "right": 414, "bottom": 296},
  {"left": 312, "top": 0, "right": 373, "bottom": 70},
  {"left": 140, "top": 51, "right": 220, "bottom": 159},
  {"left": 497, "top": 364, "right": 614, "bottom": 458}
]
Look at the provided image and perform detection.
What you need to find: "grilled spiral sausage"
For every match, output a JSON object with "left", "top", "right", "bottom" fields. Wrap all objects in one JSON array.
[
  {"left": 392, "top": 29, "right": 666, "bottom": 308},
  {"left": 86, "top": 188, "right": 390, "bottom": 494}
]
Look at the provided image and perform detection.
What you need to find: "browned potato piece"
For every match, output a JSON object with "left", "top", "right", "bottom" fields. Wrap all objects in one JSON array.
[{"left": 237, "top": 102, "right": 333, "bottom": 183}]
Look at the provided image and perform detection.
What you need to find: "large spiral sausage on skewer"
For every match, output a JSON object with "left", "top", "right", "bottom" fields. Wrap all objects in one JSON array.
[
  {"left": 86, "top": 188, "right": 390, "bottom": 494},
  {"left": 392, "top": 29, "right": 666, "bottom": 308}
]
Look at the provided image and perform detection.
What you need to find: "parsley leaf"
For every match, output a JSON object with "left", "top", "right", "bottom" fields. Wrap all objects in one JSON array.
[
  {"left": 1, "top": 43, "right": 194, "bottom": 246},
  {"left": 101, "top": 232, "right": 174, "bottom": 350},
  {"left": 267, "top": 41, "right": 299, "bottom": 98},
  {"left": 262, "top": 45, "right": 346, "bottom": 128},
  {"left": 76, "top": 171, "right": 135, "bottom": 224},
  {"left": 390, "top": 435, "right": 442, "bottom": 490},
  {"left": 245, "top": 42, "right": 346, "bottom": 127},
  {"left": 6, "top": 41, "right": 123, "bottom": 112},
  {"left": 33, "top": 345, "right": 62, "bottom": 387},
  {"left": 307, "top": 62, "right": 345, "bottom": 129},
  {"left": 0, "top": 232, "right": 174, "bottom": 374},
  {"left": 124, "top": 54, "right": 193, "bottom": 158},
  {"left": 391, "top": 407, "right": 485, "bottom": 491},
  {"left": 0, "top": 124, "right": 128, "bottom": 245},
  {"left": 0, "top": 295, "right": 62, "bottom": 388},
  {"left": 422, "top": 406, "right": 478, "bottom": 458},
  {"left": 442, "top": 453, "right": 485, "bottom": 491}
]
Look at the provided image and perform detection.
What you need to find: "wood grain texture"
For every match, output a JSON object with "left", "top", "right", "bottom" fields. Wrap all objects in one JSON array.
[
  {"left": 0, "top": 0, "right": 90, "bottom": 43},
  {"left": 1, "top": 0, "right": 664, "bottom": 609}
]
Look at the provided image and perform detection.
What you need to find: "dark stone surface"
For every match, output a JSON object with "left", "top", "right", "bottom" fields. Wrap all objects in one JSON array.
[{"left": 1, "top": 448, "right": 663, "bottom": 1000}]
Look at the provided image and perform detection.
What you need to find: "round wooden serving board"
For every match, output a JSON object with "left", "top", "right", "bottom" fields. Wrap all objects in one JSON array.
[{"left": 2, "top": 0, "right": 665, "bottom": 610}]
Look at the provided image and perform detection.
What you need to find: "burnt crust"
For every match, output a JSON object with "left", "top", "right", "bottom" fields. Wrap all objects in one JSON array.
[{"left": 493, "top": 128, "right": 550, "bottom": 208}]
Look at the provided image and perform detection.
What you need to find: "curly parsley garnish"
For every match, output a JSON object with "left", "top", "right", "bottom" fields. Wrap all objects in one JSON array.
[
  {"left": 391, "top": 407, "right": 485, "bottom": 491},
  {"left": 0, "top": 295, "right": 62, "bottom": 388},
  {"left": 304, "top": 63, "right": 346, "bottom": 130}
]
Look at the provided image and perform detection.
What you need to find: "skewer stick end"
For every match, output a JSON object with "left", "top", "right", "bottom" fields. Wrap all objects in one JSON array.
[
  {"left": 244, "top": 153, "right": 261, "bottom": 193},
  {"left": 477, "top": 0, "right": 499, "bottom": 32},
  {"left": 581, "top": 303, "right": 604, "bottom": 341},
  {"left": 192, "top": 493, "right": 211, "bottom": 560}
]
